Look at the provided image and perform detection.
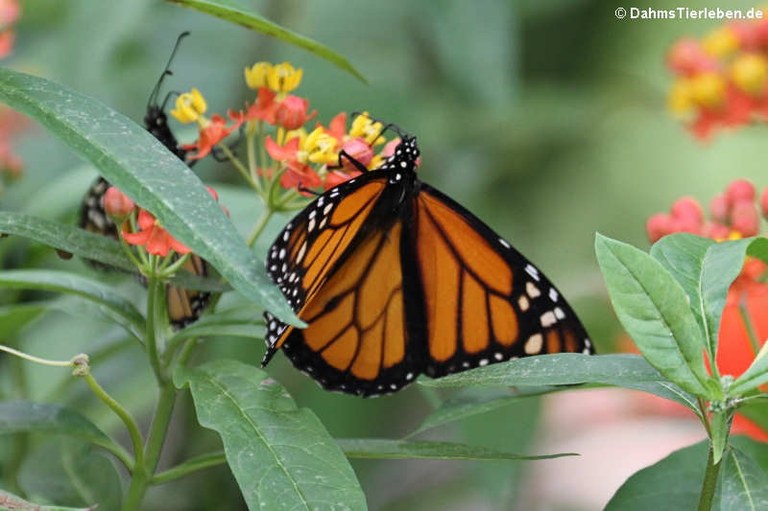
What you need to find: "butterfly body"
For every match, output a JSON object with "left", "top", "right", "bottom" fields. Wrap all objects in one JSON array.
[{"left": 263, "top": 136, "right": 592, "bottom": 396}]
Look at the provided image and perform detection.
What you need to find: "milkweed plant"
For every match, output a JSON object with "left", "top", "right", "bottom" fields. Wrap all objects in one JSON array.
[{"left": 0, "top": 2, "right": 766, "bottom": 510}]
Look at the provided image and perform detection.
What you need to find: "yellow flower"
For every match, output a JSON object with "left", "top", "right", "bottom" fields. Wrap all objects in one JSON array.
[
  {"left": 303, "top": 127, "right": 339, "bottom": 165},
  {"left": 689, "top": 73, "right": 726, "bottom": 109},
  {"left": 702, "top": 27, "right": 739, "bottom": 58},
  {"left": 244, "top": 62, "right": 272, "bottom": 90},
  {"left": 731, "top": 54, "right": 768, "bottom": 96},
  {"left": 349, "top": 112, "right": 384, "bottom": 146},
  {"left": 267, "top": 62, "right": 303, "bottom": 93},
  {"left": 170, "top": 88, "right": 207, "bottom": 124},
  {"left": 668, "top": 79, "right": 694, "bottom": 116}
]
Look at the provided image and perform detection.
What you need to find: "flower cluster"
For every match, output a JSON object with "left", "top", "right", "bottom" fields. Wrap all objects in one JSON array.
[
  {"left": 646, "top": 179, "right": 765, "bottom": 241},
  {"left": 642, "top": 179, "right": 768, "bottom": 439},
  {"left": 103, "top": 185, "right": 221, "bottom": 258},
  {"left": 667, "top": 11, "right": 768, "bottom": 140},
  {"left": 170, "top": 61, "right": 396, "bottom": 203}
]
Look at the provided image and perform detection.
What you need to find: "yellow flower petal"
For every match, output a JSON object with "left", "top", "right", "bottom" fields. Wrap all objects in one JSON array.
[
  {"left": 245, "top": 62, "right": 272, "bottom": 90},
  {"left": 349, "top": 112, "right": 384, "bottom": 145},
  {"left": 689, "top": 73, "right": 726, "bottom": 109},
  {"left": 731, "top": 54, "right": 768, "bottom": 96},
  {"left": 703, "top": 27, "right": 739, "bottom": 58},
  {"left": 267, "top": 62, "right": 303, "bottom": 93},
  {"left": 170, "top": 88, "right": 207, "bottom": 124}
]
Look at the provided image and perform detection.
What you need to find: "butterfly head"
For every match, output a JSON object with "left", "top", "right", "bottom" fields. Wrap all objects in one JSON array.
[{"left": 382, "top": 135, "right": 419, "bottom": 172}]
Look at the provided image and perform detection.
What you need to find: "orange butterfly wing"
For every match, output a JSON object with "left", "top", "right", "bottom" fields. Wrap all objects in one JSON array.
[{"left": 413, "top": 184, "right": 592, "bottom": 378}]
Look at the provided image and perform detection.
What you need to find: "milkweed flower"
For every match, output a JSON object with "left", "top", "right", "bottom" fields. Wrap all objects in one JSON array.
[
  {"left": 666, "top": 13, "right": 768, "bottom": 140},
  {"left": 122, "top": 209, "right": 190, "bottom": 257}
]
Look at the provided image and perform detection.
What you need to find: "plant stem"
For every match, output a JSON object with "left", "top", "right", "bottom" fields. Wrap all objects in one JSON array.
[
  {"left": 219, "top": 143, "right": 259, "bottom": 191},
  {"left": 697, "top": 440, "right": 724, "bottom": 511},
  {"left": 121, "top": 384, "right": 177, "bottom": 511},
  {"left": 151, "top": 451, "right": 226, "bottom": 486},
  {"left": 82, "top": 372, "right": 142, "bottom": 470},
  {"left": 146, "top": 261, "right": 165, "bottom": 384},
  {"left": 247, "top": 207, "right": 274, "bottom": 247}
]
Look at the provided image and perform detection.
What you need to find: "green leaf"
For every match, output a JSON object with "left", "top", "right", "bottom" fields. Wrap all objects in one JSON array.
[
  {"left": 0, "top": 401, "right": 110, "bottom": 446},
  {"left": 18, "top": 439, "right": 121, "bottom": 511},
  {"left": 0, "top": 489, "right": 93, "bottom": 511},
  {"left": 710, "top": 410, "right": 732, "bottom": 464},
  {"left": 605, "top": 441, "right": 707, "bottom": 510},
  {"left": 0, "top": 211, "right": 134, "bottom": 272},
  {"left": 650, "top": 233, "right": 715, "bottom": 350},
  {"left": 719, "top": 446, "right": 768, "bottom": 511},
  {"left": 175, "top": 359, "right": 366, "bottom": 511},
  {"left": 167, "top": 307, "right": 263, "bottom": 343},
  {"left": 0, "top": 269, "right": 144, "bottom": 339},
  {"left": 167, "top": 0, "right": 365, "bottom": 83},
  {"left": 699, "top": 238, "right": 761, "bottom": 355},
  {"left": 420, "top": 353, "right": 698, "bottom": 411},
  {"left": 0, "top": 302, "right": 47, "bottom": 338},
  {"left": 0, "top": 68, "right": 300, "bottom": 327},
  {"left": 410, "top": 387, "right": 554, "bottom": 436},
  {"left": 338, "top": 438, "right": 575, "bottom": 461},
  {"left": 596, "top": 233, "right": 714, "bottom": 397}
]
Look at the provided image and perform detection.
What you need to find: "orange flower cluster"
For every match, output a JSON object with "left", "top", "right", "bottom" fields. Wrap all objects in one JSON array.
[
  {"left": 104, "top": 185, "right": 221, "bottom": 258},
  {"left": 644, "top": 179, "right": 768, "bottom": 440},
  {"left": 173, "top": 62, "right": 396, "bottom": 194},
  {"left": 667, "top": 11, "right": 768, "bottom": 139}
]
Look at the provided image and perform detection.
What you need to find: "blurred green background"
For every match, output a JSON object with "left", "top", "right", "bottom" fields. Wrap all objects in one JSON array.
[{"left": 2, "top": 0, "right": 766, "bottom": 509}]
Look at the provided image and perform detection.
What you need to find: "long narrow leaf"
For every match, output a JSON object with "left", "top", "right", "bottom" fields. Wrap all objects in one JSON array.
[
  {"left": 338, "top": 438, "right": 575, "bottom": 461},
  {"left": 167, "top": 0, "right": 365, "bottom": 82},
  {"left": 0, "top": 269, "right": 144, "bottom": 339}
]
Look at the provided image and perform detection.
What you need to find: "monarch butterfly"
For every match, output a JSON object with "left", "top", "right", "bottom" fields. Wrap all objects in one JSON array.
[
  {"left": 78, "top": 32, "right": 211, "bottom": 328},
  {"left": 262, "top": 132, "right": 593, "bottom": 396}
]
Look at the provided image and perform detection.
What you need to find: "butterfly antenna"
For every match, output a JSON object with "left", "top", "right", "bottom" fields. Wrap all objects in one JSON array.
[{"left": 147, "top": 31, "right": 191, "bottom": 109}]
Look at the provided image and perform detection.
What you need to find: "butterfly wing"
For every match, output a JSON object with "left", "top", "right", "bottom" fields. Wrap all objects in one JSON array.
[
  {"left": 411, "top": 183, "right": 593, "bottom": 378},
  {"left": 263, "top": 170, "right": 428, "bottom": 395}
]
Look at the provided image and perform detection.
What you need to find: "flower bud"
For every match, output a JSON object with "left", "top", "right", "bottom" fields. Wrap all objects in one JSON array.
[
  {"left": 730, "top": 200, "right": 760, "bottom": 236},
  {"left": 102, "top": 186, "right": 135, "bottom": 220}
]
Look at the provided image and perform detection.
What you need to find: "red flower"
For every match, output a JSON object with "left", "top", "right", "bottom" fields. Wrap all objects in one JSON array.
[
  {"left": 264, "top": 135, "right": 299, "bottom": 161},
  {"left": 667, "top": 38, "right": 719, "bottom": 76},
  {"left": 274, "top": 95, "right": 316, "bottom": 130},
  {"left": 281, "top": 160, "right": 322, "bottom": 192},
  {"left": 122, "top": 209, "right": 190, "bottom": 257},
  {"left": 185, "top": 111, "right": 243, "bottom": 160},
  {"left": 325, "top": 112, "right": 347, "bottom": 142},
  {"left": 245, "top": 87, "right": 278, "bottom": 124}
]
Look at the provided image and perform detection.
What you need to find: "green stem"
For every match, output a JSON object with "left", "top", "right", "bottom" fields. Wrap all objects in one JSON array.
[
  {"left": 247, "top": 207, "right": 274, "bottom": 247},
  {"left": 738, "top": 299, "right": 761, "bottom": 356},
  {"left": 146, "top": 260, "right": 165, "bottom": 384},
  {"left": 151, "top": 451, "right": 226, "bottom": 486},
  {"left": 697, "top": 439, "right": 724, "bottom": 511},
  {"left": 82, "top": 372, "right": 142, "bottom": 470},
  {"left": 122, "top": 384, "right": 177, "bottom": 511},
  {"left": 219, "top": 143, "right": 260, "bottom": 192}
]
